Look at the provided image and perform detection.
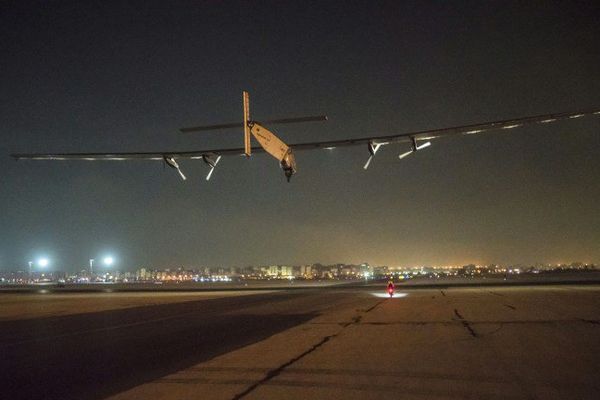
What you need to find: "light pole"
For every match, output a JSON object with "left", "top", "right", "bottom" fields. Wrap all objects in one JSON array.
[
  {"left": 103, "top": 257, "right": 114, "bottom": 282},
  {"left": 28, "top": 261, "right": 33, "bottom": 283},
  {"left": 89, "top": 259, "right": 94, "bottom": 277}
]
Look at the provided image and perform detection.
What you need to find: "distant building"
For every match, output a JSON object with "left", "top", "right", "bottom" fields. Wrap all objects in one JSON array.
[
  {"left": 299, "top": 265, "right": 313, "bottom": 278},
  {"left": 268, "top": 265, "right": 278, "bottom": 276}
]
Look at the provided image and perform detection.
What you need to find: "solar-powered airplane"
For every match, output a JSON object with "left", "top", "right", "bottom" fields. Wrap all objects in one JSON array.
[{"left": 11, "top": 91, "right": 600, "bottom": 182}]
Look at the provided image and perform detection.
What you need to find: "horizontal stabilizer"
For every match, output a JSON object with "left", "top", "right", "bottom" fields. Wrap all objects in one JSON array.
[{"left": 180, "top": 115, "right": 327, "bottom": 133}]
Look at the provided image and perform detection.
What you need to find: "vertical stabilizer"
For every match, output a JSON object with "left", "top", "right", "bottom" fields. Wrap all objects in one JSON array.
[{"left": 243, "top": 91, "right": 251, "bottom": 156}]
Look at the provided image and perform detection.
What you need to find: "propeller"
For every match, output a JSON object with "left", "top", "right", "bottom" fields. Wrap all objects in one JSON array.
[
  {"left": 202, "top": 155, "right": 222, "bottom": 181},
  {"left": 398, "top": 150, "right": 414, "bottom": 159},
  {"left": 364, "top": 142, "right": 385, "bottom": 170},
  {"left": 399, "top": 139, "right": 431, "bottom": 159},
  {"left": 416, "top": 141, "right": 431, "bottom": 150},
  {"left": 163, "top": 156, "right": 186, "bottom": 180}
]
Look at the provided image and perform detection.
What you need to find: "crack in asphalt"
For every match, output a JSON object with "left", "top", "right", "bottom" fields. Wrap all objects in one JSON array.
[
  {"left": 453, "top": 309, "right": 478, "bottom": 338},
  {"left": 454, "top": 309, "right": 464, "bottom": 320},
  {"left": 230, "top": 299, "right": 386, "bottom": 399},
  {"left": 230, "top": 333, "right": 337, "bottom": 400}
]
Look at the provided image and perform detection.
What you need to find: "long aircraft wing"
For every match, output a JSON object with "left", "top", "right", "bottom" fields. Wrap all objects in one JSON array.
[
  {"left": 290, "top": 108, "right": 600, "bottom": 151},
  {"left": 11, "top": 147, "right": 248, "bottom": 161},
  {"left": 11, "top": 108, "right": 599, "bottom": 161}
]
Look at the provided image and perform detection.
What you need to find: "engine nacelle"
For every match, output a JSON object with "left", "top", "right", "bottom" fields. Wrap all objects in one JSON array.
[{"left": 280, "top": 150, "right": 297, "bottom": 182}]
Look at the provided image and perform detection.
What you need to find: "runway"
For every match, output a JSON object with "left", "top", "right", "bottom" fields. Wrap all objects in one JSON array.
[
  {"left": 0, "top": 288, "right": 355, "bottom": 400},
  {"left": 1, "top": 283, "right": 599, "bottom": 400}
]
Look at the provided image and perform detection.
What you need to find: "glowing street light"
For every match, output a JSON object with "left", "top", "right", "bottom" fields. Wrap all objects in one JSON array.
[
  {"left": 103, "top": 256, "right": 114, "bottom": 266},
  {"left": 38, "top": 258, "right": 49, "bottom": 268}
]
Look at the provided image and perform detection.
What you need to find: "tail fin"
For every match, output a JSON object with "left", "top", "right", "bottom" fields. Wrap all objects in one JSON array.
[{"left": 243, "top": 91, "right": 251, "bottom": 156}]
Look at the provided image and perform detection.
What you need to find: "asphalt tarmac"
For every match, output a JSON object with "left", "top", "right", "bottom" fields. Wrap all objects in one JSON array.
[
  {"left": 0, "top": 289, "right": 348, "bottom": 400},
  {"left": 2, "top": 283, "right": 600, "bottom": 400}
]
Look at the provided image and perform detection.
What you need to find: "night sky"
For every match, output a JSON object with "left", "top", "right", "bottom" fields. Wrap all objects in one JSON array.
[{"left": 1, "top": 1, "right": 599, "bottom": 271}]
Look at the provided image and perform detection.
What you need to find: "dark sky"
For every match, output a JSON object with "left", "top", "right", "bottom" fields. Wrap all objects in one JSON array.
[{"left": 1, "top": 1, "right": 599, "bottom": 271}]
